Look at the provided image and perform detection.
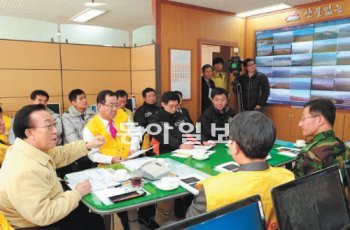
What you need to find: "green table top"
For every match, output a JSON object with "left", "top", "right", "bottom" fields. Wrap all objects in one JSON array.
[{"left": 83, "top": 140, "right": 297, "bottom": 214}]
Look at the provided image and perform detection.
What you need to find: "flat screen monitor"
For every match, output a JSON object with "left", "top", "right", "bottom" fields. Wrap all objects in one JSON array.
[
  {"left": 160, "top": 195, "right": 266, "bottom": 230},
  {"left": 272, "top": 165, "right": 350, "bottom": 230},
  {"left": 47, "top": 103, "right": 60, "bottom": 114}
]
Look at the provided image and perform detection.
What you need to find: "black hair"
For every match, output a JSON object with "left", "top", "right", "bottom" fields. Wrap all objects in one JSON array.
[
  {"left": 304, "top": 99, "right": 336, "bottom": 126},
  {"left": 243, "top": 58, "right": 255, "bottom": 68},
  {"left": 68, "top": 89, "right": 85, "bottom": 102},
  {"left": 174, "top": 91, "right": 183, "bottom": 98},
  {"left": 210, "top": 87, "right": 228, "bottom": 99},
  {"left": 202, "top": 64, "right": 213, "bottom": 72},
  {"left": 142, "top": 87, "right": 156, "bottom": 98},
  {"left": 96, "top": 90, "right": 115, "bottom": 105},
  {"left": 13, "top": 104, "right": 47, "bottom": 139},
  {"left": 30, "top": 90, "right": 49, "bottom": 101},
  {"left": 115, "top": 90, "right": 128, "bottom": 99},
  {"left": 229, "top": 111, "right": 276, "bottom": 159},
  {"left": 212, "top": 57, "right": 224, "bottom": 66},
  {"left": 0, "top": 105, "right": 2, "bottom": 113},
  {"left": 161, "top": 91, "right": 180, "bottom": 104}
]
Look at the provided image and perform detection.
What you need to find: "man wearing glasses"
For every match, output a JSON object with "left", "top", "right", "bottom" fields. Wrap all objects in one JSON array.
[
  {"left": 83, "top": 90, "right": 140, "bottom": 164},
  {"left": 0, "top": 104, "right": 105, "bottom": 229},
  {"left": 293, "top": 99, "right": 350, "bottom": 177}
]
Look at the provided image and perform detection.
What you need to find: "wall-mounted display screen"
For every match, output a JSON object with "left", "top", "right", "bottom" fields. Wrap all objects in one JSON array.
[{"left": 256, "top": 18, "right": 350, "bottom": 109}]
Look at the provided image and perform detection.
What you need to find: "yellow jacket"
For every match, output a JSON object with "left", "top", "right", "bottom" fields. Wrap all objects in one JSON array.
[
  {"left": 211, "top": 71, "right": 228, "bottom": 91},
  {"left": 0, "top": 139, "right": 88, "bottom": 228},
  {"left": 86, "top": 109, "right": 131, "bottom": 159},
  {"left": 0, "top": 211, "right": 13, "bottom": 230},
  {"left": 197, "top": 167, "right": 294, "bottom": 229}
]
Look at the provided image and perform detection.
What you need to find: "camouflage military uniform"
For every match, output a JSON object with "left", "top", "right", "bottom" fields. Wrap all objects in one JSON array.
[{"left": 294, "top": 130, "right": 350, "bottom": 178}]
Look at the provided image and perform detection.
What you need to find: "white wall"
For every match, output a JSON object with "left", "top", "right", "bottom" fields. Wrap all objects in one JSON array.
[{"left": 132, "top": 25, "right": 155, "bottom": 46}]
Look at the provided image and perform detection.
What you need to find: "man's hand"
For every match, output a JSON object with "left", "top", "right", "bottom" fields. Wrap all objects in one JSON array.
[
  {"left": 86, "top": 135, "right": 105, "bottom": 150},
  {"left": 75, "top": 180, "right": 91, "bottom": 197},
  {"left": 180, "top": 143, "right": 194, "bottom": 149},
  {"left": 112, "top": 156, "right": 122, "bottom": 164}
]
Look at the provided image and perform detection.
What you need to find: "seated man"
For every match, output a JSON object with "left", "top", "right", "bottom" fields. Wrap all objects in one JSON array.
[
  {"left": 294, "top": 99, "right": 350, "bottom": 177},
  {"left": 115, "top": 89, "right": 134, "bottom": 121},
  {"left": 0, "top": 104, "right": 105, "bottom": 229},
  {"left": 186, "top": 111, "right": 295, "bottom": 229},
  {"left": 198, "top": 88, "right": 235, "bottom": 143},
  {"left": 62, "top": 89, "right": 95, "bottom": 144},
  {"left": 174, "top": 90, "right": 193, "bottom": 124},
  {"left": 31, "top": 90, "right": 63, "bottom": 145},
  {"left": 83, "top": 90, "right": 140, "bottom": 164},
  {"left": 149, "top": 91, "right": 194, "bottom": 154},
  {"left": 134, "top": 87, "right": 160, "bottom": 129}
]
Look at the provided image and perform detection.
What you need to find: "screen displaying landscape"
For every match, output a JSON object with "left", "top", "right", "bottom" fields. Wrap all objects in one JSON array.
[{"left": 255, "top": 18, "right": 350, "bottom": 109}]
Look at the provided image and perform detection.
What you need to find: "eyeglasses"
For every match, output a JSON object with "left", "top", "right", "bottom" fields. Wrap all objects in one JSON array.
[
  {"left": 300, "top": 115, "right": 321, "bottom": 122},
  {"left": 30, "top": 123, "right": 57, "bottom": 131},
  {"left": 247, "top": 63, "right": 256, "bottom": 67},
  {"left": 103, "top": 103, "right": 119, "bottom": 109}
]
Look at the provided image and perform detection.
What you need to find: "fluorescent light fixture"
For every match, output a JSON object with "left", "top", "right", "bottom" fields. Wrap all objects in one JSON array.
[
  {"left": 236, "top": 3, "right": 292, "bottom": 18},
  {"left": 70, "top": 8, "right": 107, "bottom": 23}
]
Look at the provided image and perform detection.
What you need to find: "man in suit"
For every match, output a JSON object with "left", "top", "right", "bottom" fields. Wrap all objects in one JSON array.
[{"left": 201, "top": 64, "right": 215, "bottom": 112}]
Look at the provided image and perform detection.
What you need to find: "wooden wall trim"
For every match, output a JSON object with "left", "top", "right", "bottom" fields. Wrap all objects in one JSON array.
[
  {"left": 161, "top": 0, "right": 235, "bottom": 16},
  {"left": 246, "top": 0, "right": 337, "bottom": 19},
  {"left": 197, "top": 39, "right": 237, "bottom": 114}
]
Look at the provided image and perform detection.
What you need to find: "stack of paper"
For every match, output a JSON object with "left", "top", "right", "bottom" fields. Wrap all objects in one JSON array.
[{"left": 65, "top": 168, "right": 121, "bottom": 191}]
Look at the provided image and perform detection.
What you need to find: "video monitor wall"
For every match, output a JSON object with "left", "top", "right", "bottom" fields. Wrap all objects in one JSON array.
[{"left": 256, "top": 18, "right": 350, "bottom": 109}]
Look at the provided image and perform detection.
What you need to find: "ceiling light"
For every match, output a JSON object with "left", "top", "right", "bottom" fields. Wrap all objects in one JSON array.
[
  {"left": 70, "top": 8, "right": 107, "bottom": 23},
  {"left": 236, "top": 3, "right": 292, "bottom": 18},
  {"left": 85, "top": 0, "right": 107, "bottom": 7}
]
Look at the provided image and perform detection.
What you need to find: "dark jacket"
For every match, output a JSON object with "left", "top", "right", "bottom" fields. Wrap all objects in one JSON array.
[
  {"left": 148, "top": 109, "right": 193, "bottom": 154},
  {"left": 198, "top": 105, "right": 235, "bottom": 142},
  {"left": 235, "top": 71, "right": 270, "bottom": 111},
  {"left": 178, "top": 106, "right": 193, "bottom": 125},
  {"left": 134, "top": 102, "right": 161, "bottom": 128},
  {"left": 201, "top": 77, "right": 216, "bottom": 112}
]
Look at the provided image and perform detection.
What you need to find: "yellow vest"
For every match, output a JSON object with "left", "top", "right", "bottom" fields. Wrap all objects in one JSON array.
[
  {"left": 0, "top": 211, "right": 14, "bottom": 230},
  {"left": 123, "top": 108, "right": 134, "bottom": 122},
  {"left": 211, "top": 71, "right": 228, "bottom": 91},
  {"left": 0, "top": 115, "right": 11, "bottom": 144},
  {"left": 197, "top": 167, "right": 294, "bottom": 230},
  {"left": 86, "top": 110, "right": 131, "bottom": 159}
]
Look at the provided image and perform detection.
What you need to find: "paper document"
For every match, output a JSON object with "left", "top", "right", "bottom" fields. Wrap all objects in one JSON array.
[
  {"left": 65, "top": 168, "right": 120, "bottom": 191},
  {"left": 128, "top": 146, "right": 155, "bottom": 159}
]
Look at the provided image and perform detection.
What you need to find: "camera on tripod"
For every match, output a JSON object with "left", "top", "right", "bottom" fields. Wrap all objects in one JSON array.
[
  {"left": 228, "top": 55, "right": 242, "bottom": 76},
  {"left": 229, "top": 55, "right": 244, "bottom": 113}
]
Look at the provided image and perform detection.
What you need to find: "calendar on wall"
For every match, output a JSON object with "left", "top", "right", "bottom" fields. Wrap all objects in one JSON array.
[{"left": 170, "top": 49, "right": 191, "bottom": 100}]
